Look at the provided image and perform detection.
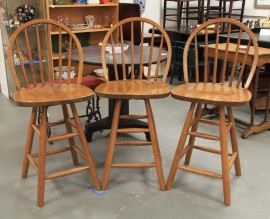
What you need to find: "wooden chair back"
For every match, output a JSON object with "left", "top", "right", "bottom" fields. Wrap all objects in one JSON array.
[
  {"left": 183, "top": 18, "right": 259, "bottom": 89},
  {"left": 7, "top": 19, "right": 83, "bottom": 91},
  {"left": 101, "top": 17, "right": 172, "bottom": 83}
]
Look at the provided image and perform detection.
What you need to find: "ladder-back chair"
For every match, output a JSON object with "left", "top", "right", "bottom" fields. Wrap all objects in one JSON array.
[
  {"left": 170, "top": 41, "right": 205, "bottom": 84},
  {"left": 163, "top": 0, "right": 202, "bottom": 28},
  {"left": 205, "top": 0, "right": 246, "bottom": 22},
  {"left": 7, "top": 19, "right": 100, "bottom": 207},
  {"left": 166, "top": 18, "right": 258, "bottom": 205},
  {"left": 95, "top": 17, "right": 172, "bottom": 190}
]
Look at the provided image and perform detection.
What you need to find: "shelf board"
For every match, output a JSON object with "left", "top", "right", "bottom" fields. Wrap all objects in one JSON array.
[
  {"left": 53, "top": 53, "right": 66, "bottom": 60},
  {"left": 50, "top": 28, "right": 111, "bottom": 35},
  {"left": 49, "top": 3, "right": 117, "bottom": 8},
  {"left": 14, "top": 60, "right": 47, "bottom": 66}
]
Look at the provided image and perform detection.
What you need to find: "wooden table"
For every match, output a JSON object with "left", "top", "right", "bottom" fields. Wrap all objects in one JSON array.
[
  {"left": 165, "top": 25, "right": 218, "bottom": 44},
  {"left": 72, "top": 45, "right": 168, "bottom": 141},
  {"left": 165, "top": 26, "right": 199, "bottom": 42},
  {"left": 207, "top": 42, "right": 270, "bottom": 138},
  {"left": 222, "top": 31, "right": 270, "bottom": 48}
]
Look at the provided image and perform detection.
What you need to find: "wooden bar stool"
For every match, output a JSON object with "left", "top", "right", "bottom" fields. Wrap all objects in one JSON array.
[
  {"left": 166, "top": 18, "right": 259, "bottom": 205},
  {"left": 95, "top": 17, "right": 172, "bottom": 190},
  {"left": 7, "top": 19, "right": 100, "bottom": 207}
]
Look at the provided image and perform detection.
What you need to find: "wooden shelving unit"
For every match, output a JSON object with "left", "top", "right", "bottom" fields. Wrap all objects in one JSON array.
[
  {"left": 45, "top": 0, "right": 119, "bottom": 44},
  {"left": 48, "top": 3, "right": 118, "bottom": 8},
  {"left": 45, "top": 0, "right": 119, "bottom": 75}
]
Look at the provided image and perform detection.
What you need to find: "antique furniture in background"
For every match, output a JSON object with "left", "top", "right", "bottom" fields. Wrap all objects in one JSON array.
[
  {"left": 220, "top": 31, "right": 270, "bottom": 138},
  {"left": 163, "top": 0, "right": 203, "bottom": 28},
  {"left": 45, "top": 0, "right": 120, "bottom": 122},
  {"left": 205, "top": 0, "right": 246, "bottom": 22}
]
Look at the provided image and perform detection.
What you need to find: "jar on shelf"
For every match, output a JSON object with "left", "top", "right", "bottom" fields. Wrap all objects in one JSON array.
[{"left": 103, "top": 14, "right": 113, "bottom": 28}]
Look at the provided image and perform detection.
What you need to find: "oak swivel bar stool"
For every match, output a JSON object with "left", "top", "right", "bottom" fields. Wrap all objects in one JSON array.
[
  {"left": 7, "top": 19, "right": 100, "bottom": 207},
  {"left": 95, "top": 17, "right": 172, "bottom": 190},
  {"left": 166, "top": 18, "right": 259, "bottom": 205}
]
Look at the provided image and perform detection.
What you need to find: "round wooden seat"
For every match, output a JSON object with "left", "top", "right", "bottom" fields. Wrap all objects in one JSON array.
[
  {"left": 12, "top": 84, "right": 94, "bottom": 107},
  {"left": 171, "top": 83, "right": 252, "bottom": 106},
  {"left": 95, "top": 80, "right": 170, "bottom": 100}
]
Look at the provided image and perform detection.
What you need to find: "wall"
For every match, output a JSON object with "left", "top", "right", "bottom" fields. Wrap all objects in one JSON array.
[{"left": 244, "top": 1, "right": 270, "bottom": 18}]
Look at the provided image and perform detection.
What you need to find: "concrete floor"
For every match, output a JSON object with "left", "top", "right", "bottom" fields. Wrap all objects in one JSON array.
[{"left": 1, "top": 85, "right": 270, "bottom": 219}]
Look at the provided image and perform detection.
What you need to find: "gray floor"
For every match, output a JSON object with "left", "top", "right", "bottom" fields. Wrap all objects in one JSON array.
[{"left": 1, "top": 83, "right": 270, "bottom": 219}]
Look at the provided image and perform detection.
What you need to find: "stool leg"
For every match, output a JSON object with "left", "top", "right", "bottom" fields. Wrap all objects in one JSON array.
[
  {"left": 186, "top": 2, "right": 189, "bottom": 27},
  {"left": 102, "top": 99, "right": 122, "bottom": 190},
  {"left": 22, "top": 107, "right": 37, "bottom": 178},
  {"left": 163, "top": 0, "right": 167, "bottom": 28},
  {"left": 70, "top": 103, "right": 100, "bottom": 190},
  {"left": 37, "top": 106, "right": 48, "bottom": 207},
  {"left": 95, "top": 96, "right": 102, "bottom": 121},
  {"left": 145, "top": 99, "right": 165, "bottom": 190},
  {"left": 86, "top": 99, "right": 93, "bottom": 123},
  {"left": 170, "top": 64, "right": 177, "bottom": 84},
  {"left": 62, "top": 104, "right": 79, "bottom": 166},
  {"left": 219, "top": 106, "right": 231, "bottom": 206},
  {"left": 184, "top": 103, "right": 202, "bottom": 165},
  {"left": 227, "top": 106, "right": 241, "bottom": 176},
  {"left": 206, "top": 0, "right": 210, "bottom": 21},
  {"left": 227, "top": 0, "right": 233, "bottom": 19},
  {"left": 166, "top": 102, "right": 196, "bottom": 189},
  {"left": 178, "top": 1, "right": 183, "bottom": 28},
  {"left": 85, "top": 95, "right": 102, "bottom": 123}
]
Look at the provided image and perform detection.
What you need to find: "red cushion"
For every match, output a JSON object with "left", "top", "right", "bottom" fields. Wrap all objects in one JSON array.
[
  {"left": 69, "top": 75, "right": 104, "bottom": 89},
  {"left": 28, "top": 75, "right": 104, "bottom": 89}
]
